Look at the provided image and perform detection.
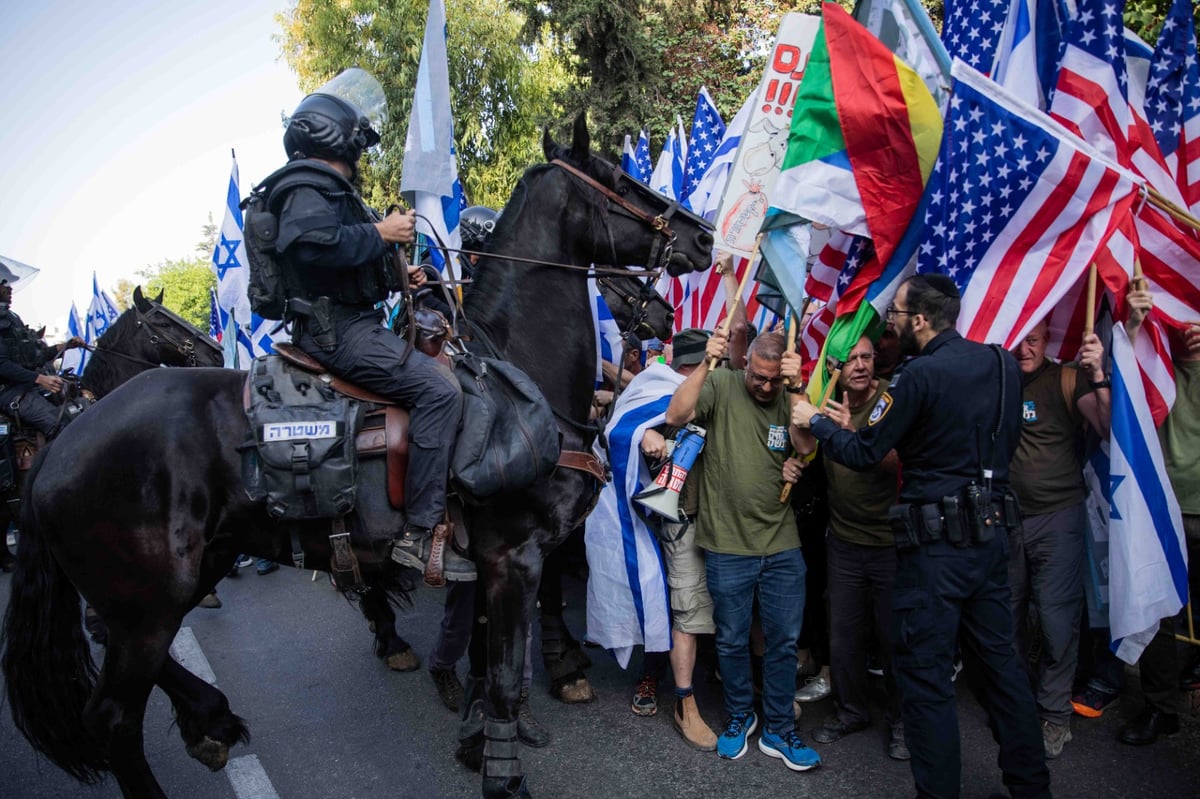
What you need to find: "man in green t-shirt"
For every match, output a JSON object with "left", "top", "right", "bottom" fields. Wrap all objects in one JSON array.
[
  {"left": 666, "top": 330, "right": 821, "bottom": 772},
  {"left": 803, "top": 335, "right": 907, "bottom": 761},
  {"left": 1007, "top": 318, "right": 1109, "bottom": 759}
]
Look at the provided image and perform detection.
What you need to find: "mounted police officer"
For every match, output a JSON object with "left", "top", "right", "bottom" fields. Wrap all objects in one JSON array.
[
  {"left": 0, "top": 279, "right": 85, "bottom": 438},
  {"left": 791, "top": 274, "right": 1050, "bottom": 799},
  {"left": 269, "top": 69, "right": 471, "bottom": 583}
]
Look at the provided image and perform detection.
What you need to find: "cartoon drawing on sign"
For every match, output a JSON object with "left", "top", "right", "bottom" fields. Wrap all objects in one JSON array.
[{"left": 718, "top": 118, "right": 788, "bottom": 250}]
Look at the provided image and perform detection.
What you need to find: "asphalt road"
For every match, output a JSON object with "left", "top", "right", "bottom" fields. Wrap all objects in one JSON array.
[{"left": 2, "top": 560, "right": 1198, "bottom": 799}]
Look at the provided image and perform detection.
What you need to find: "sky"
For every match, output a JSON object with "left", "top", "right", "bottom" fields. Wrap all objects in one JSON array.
[{"left": 0, "top": 0, "right": 305, "bottom": 334}]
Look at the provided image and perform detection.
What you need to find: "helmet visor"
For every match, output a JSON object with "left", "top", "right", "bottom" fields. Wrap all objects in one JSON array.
[{"left": 313, "top": 68, "right": 387, "bottom": 131}]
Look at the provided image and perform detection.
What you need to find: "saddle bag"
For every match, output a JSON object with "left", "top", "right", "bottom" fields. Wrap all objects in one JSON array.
[
  {"left": 450, "top": 351, "right": 561, "bottom": 501},
  {"left": 242, "top": 356, "right": 361, "bottom": 519}
]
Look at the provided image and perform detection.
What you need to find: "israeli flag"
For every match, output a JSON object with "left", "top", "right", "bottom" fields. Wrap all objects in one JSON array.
[
  {"left": 1107, "top": 324, "right": 1188, "bottom": 664},
  {"left": 211, "top": 153, "right": 270, "bottom": 366},
  {"left": 60, "top": 302, "right": 87, "bottom": 375},
  {"left": 85, "top": 272, "right": 121, "bottom": 343},
  {"left": 650, "top": 116, "right": 687, "bottom": 201},
  {"left": 588, "top": 277, "right": 625, "bottom": 389},
  {"left": 402, "top": 0, "right": 465, "bottom": 275},
  {"left": 586, "top": 362, "right": 684, "bottom": 667}
]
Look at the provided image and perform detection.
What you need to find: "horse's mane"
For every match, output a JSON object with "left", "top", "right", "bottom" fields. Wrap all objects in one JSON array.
[{"left": 79, "top": 308, "right": 141, "bottom": 396}]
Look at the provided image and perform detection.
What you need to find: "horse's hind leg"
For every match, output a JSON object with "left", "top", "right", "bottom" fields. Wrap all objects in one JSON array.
[
  {"left": 359, "top": 583, "right": 420, "bottom": 672},
  {"left": 157, "top": 656, "right": 249, "bottom": 771},
  {"left": 82, "top": 627, "right": 175, "bottom": 799}
]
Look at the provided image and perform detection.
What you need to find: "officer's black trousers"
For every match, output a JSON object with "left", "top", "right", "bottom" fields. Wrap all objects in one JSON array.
[
  {"left": 0, "top": 385, "right": 62, "bottom": 438},
  {"left": 891, "top": 534, "right": 1050, "bottom": 799},
  {"left": 298, "top": 314, "right": 463, "bottom": 530}
]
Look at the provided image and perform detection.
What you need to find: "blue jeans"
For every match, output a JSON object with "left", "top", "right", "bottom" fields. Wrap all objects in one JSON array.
[{"left": 706, "top": 548, "right": 806, "bottom": 735}]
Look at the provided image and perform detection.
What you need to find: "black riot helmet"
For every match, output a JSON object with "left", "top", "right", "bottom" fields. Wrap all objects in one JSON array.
[
  {"left": 459, "top": 206, "right": 498, "bottom": 249},
  {"left": 283, "top": 68, "right": 386, "bottom": 166}
]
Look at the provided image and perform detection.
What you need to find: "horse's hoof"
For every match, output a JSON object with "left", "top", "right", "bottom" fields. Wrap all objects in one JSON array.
[
  {"left": 483, "top": 776, "right": 532, "bottom": 799},
  {"left": 386, "top": 648, "right": 420, "bottom": 672},
  {"left": 551, "top": 674, "right": 596, "bottom": 704},
  {"left": 186, "top": 735, "right": 230, "bottom": 772},
  {"left": 455, "top": 739, "right": 484, "bottom": 772}
]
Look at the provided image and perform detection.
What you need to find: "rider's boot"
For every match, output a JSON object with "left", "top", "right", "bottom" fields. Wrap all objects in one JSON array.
[{"left": 393, "top": 521, "right": 476, "bottom": 586}]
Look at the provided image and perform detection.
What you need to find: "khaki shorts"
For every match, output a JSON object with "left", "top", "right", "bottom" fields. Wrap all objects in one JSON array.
[{"left": 660, "top": 519, "right": 715, "bottom": 635}]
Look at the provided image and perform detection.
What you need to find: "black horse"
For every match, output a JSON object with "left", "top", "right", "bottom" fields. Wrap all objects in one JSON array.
[
  {"left": 0, "top": 286, "right": 222, "bottom": 571},
  {"left": 0, "top": 115, "right": 712, "bottom": 799},
  {"left": 360, "top": 272, "right": 675, "bottom": 676}
]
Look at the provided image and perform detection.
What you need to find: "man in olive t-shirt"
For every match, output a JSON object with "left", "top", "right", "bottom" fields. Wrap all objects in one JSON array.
[
  {"left": 1008, "top": 318, "right": 1109, "bottom": 758},
  {"left": 807, "top": 335, "right": 907, "bottom": 761},
  {"left": 667, "top": 330, "right": 821, "bottom": 771}
]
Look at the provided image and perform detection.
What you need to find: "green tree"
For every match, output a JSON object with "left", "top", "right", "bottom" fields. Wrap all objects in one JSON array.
[
  {"left": 277, "top": 0, "right": 571, "bottom": 209},
  {"left": 133, "top": 256, "right": 216, "bottom": 330}
]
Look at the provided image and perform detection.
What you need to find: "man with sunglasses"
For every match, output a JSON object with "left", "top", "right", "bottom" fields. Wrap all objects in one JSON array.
[
  {"left": 791, "top": 274, "right": 1049, "bottom": 799},
  {"left": 666, "top": 329, "right": 822, "bottom": 773}
]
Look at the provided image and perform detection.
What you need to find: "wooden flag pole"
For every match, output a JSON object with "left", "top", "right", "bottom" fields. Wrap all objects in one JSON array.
[
  {"left": 708, "top": 233, "right": 765, "bottom": 370},
  {"left": 1147, "top": 186, "right": 1200, "bottom": 234},
  {"left": 1133, "top": 256, "right": 1145, "bottom": 292},
  {"left": 1085, "top": 263, "right": 1098, "bottom": 335},
  {"left": 780, "top": 365, "right": 841, "bottom": 503},
  {"left": 778, "top": 312, "right": 800, "bottom": 503}
]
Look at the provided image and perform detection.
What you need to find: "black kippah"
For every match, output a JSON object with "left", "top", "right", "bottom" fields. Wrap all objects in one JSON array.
[{"left": 924, "top": 273, "right": 961, "bottom": 299}]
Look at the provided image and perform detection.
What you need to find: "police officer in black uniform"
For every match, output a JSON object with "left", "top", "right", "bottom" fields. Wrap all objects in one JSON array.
[
  {"left": 792, "top": 274, "right": 1050, "bottom": 799},
  {"left": 270, "top": 70, "right": 471, "bottom": 583},
  {"left": 0, "top": 280, "right": 85, "bottom": 438}
]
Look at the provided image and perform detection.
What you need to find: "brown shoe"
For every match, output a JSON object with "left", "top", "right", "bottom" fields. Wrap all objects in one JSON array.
[
  {"left": 198, "top": 592, "right": 222, "bottom": 609},
  {"left": 674, "top": 693, "right": 717, "bottom": 751}
]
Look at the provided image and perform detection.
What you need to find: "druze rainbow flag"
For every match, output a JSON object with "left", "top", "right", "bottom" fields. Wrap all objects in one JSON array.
[{"left": 771, "top": 1, "right": 942, "bottom": 267}]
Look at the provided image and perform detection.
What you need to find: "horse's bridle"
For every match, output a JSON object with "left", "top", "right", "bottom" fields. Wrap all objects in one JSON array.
[
  {"left": 132, "top": 303, "right": 218, "bottom": 367},
  {"left": 549, "top": 158, "right": 682, "bottom": 275}
]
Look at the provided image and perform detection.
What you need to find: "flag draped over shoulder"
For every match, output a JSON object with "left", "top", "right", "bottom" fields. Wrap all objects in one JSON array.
[
  {"left": 772, "top": 3, "right": 942, "bottom": 269},
  {"left": 916, "top": 61, "right": 1141, "bottom": 348},
  {"left": 402, "top": 0, "right": 464, "bottom": 275},
  {"left": 586, "top": 362, "right": 683, "bottom": 667},
  {"left": 1105, "top": 324, "right": 1188, "bottom": 663}
]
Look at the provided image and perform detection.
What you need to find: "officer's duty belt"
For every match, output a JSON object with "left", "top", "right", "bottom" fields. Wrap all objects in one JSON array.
[{"left": 888, "top": 488, "right": 1020, "bottom": 551}]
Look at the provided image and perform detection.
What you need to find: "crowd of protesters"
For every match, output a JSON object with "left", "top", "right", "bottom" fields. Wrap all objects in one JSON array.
[{"left": 573, "top": 275, "right": 1199, "bottom": 796}]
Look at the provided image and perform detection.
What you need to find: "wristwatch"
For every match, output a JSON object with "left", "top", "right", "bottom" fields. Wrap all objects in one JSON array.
[
  {"left": 784, "top": 386, "right": 805, "bottom": 395},
  {"left": 808, "top": 412, "right": 826, "bottom": 429},
  {"left": 1089, "top": 377, "right": 1111, "bottom": 389}
]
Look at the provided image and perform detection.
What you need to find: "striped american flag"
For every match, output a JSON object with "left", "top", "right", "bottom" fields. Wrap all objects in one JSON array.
[
  {"left": 1145, "top": 0, "right": 1200, "bottom": 214},
  {"left": 917, "top": 61, "right": 1141, "bottom": 349}
]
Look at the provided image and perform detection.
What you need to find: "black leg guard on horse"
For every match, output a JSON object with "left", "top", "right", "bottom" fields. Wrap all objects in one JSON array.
[
  {"left": 455, "top": 674, "right": 486, "bottom": 772},
  {"left": 482, "top": 718, "right": 531, "bottom": 799}
]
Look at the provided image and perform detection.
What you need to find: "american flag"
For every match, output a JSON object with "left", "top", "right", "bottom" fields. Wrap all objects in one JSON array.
[
  {"left": 917, "top": 61, "right": 1140, "bottom": 349},
  {"left": 667, "top": 96, "right": 754, "bottom": 333},
  {"left": 1145, "top": 0, "right": 1200, "bottom": 213},
  {"left": 208, "top": 287, "right": 221, "bottom": 342},
  {"left": 681, "top": 88, "right": 726, "bottom": 204},
  {"left": 941, "top": 0, "right": 1009, "bottom": 74}
]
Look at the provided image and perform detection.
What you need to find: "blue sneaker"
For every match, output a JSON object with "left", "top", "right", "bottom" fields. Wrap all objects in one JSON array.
[
  {"left": 716, "top": 711, "right": 758, "bottom": 760},
  {"left": 758, "top": 729, "right": 822, "bottom": 771}
]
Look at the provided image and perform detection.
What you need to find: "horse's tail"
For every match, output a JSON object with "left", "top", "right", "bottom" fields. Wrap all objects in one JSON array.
[{"left": 1, "top": 452, "right": 107, "bottom": 783}]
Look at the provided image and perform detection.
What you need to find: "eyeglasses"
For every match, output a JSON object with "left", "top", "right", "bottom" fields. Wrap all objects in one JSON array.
[
  {"left": 747, "top": 371, "right": 785, "bottom": 387},
  {"left": 885, "top": 305, "right": 918, "bottom": 321}
]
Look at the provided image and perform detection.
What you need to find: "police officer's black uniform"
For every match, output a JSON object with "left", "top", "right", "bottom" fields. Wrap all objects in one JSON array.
[
  {"left": 0, "top": 304, "right": 66, "bottom": 437},
  {"left": 810, "top": 328, "right": 1050, "bottom": 799},
  {"left": 272, "top": 84, "right": 464, "bottom": 548}
]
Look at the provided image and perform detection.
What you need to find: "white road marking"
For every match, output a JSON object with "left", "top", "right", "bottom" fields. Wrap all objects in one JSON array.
[
  {"left": 169, "top": 626, "right": 217, "bottom": 686},
  {"left": 226, "top": 755, "right": 283, "bottom": 799}
]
